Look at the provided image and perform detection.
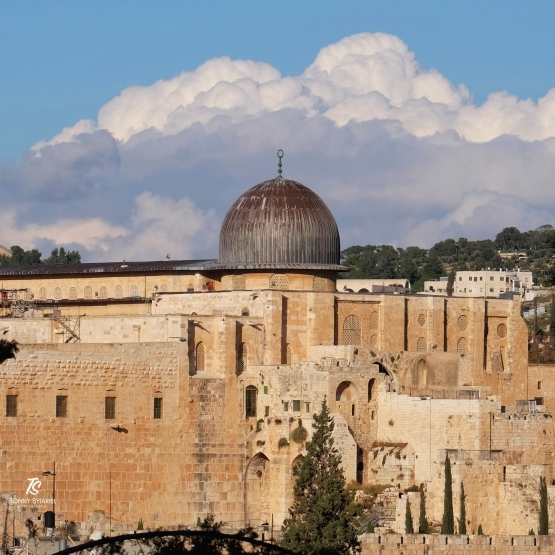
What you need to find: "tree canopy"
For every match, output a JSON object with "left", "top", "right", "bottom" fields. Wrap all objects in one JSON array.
[
  {"left": 0, "top": 246, "right": 81, "bottom": 266},
  {"left": 281, "top": 398, "right": 360, "bottom": 555},
  {"left": 0, "top": 340, "right": 18, "bottom": 365}
]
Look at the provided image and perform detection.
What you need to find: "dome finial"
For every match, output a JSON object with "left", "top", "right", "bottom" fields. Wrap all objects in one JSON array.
[{"left": 277, "top": 149, "right": 284, "bottom": 177}]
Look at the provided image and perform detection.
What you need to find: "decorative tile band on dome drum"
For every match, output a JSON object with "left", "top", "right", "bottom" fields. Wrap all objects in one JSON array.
[{"left": 219, "top": 178, "right": 341, "bottom": 267}]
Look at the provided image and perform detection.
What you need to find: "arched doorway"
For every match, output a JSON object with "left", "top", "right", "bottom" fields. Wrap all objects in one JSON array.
[
  {"left": 245, "top": 453, "right": 271, "bottom": 525},
  {"left": 336, "top": 381, "right": 358, "bottom": 418}
]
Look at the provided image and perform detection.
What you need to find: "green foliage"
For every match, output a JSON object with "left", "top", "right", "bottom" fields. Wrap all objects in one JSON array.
[
  {"left": 477, "top": 524, "right": 484, "bottom": 535},
  {"left": 281, "top": 398, "right": 360, "bottom": 555},
  {"left": 529, "top": 529, "right": 535, "bottom": 535},
  {"left": 539, "top": 476, "right": 549, "bottom": 535},
  {"left": 137, "top": 518, "right": 144, "bottom": 531},
  {"left": 418, "top": 484, "right": 430, "bottom": 534},
  {"left": 278, "top": 437, "right": 290, "bottom": 449},
  {"left": 290, "top": 425, "right": 308, "bottom": 444},
  {"left": 366, "top": 521, "right": 375, "bottom": 533},
  {"left": 446, "top": 271, "right": 455, "bottom": 297},
  {"left": 459, "top": 482, "right": 467, "bottom": 535},
  {"left": 441, "top": 455, "right": 454, "bottom": 534},
  {"left": 0, "top": 245, "right": 81, "bottom": 267},
  {"left": 44, "top": 247, "right": 81, "bottom": 264},
  {"left": 0, "top": 339, "right": 19, "bottom": 365},
  {"left": 550, "top": 295, "right": 555, "bottom": 342},
  {"left": 405, "top": 497, "right": 414, "bottom": 534}
]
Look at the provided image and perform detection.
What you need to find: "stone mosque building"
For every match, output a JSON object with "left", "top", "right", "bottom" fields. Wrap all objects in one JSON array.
[{"left": 0, "top": 162, "right": 554, "bottom": 537}]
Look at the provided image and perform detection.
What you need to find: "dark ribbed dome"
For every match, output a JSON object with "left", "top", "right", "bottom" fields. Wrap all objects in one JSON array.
[{"left": 219, "top": 178, "right": 340, "bottom": 266}]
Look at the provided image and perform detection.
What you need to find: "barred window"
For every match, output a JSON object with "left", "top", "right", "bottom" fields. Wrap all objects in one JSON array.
[
  {"left": 153, "top": 398, "right": 163, "bottom": 419},
  {"left": 369, "top": 311, "right": 379, "bottom": 329},
  {"left": 196, "top": 342, "right": 205, "bottom": 372},
  {"left": 56, "top": 396, "right": 68, "bottom": 418},
  {"left": 282, "top": 343, "right": 292, "bottom": 365},
  {"left": 54, "top": 287, "right": 62, "bottom": 301},
  {"left": 418, "top": 314, "right": 426, "bottom": 326},
  {"left": 313, "top": 276, "right": 327, "bottom": 291},
  {"left": 269, "top": 274, "right": 290, "bottom": 290},
  {"left": 69, "top": 287, "right": 77, "bottom": 300},
  {"left": 417, "top": 337, "right": 426, "bottom": 351},
  {"left": 237, "top": 342, "right": 248, "bottom": 375},
  {"left": 497, "top": 323, "right": 507, "bottom": 338},
  {"left": 99, "top": 286, "right": 107, "bottom": 299},
  {"left": 343, "top": 315, "right": 361, "bottom": 345},
  {"left": 232, "top": 274, "right": 246, "bottom": 291},
  {"left": 39, "top": 287, "right": 47, "bottom": 301},
  {"left": 457, "top": 315, "right": 468, "bottom": 331},
  {"left": 457, "top": 337, "right": 468, "bottom": 353},
  {"left": 115, "top": 285, "right": 123, "bottom": 299},
  {"left": 245, "top": 386, "right": 257, "bottom": 418},
  {"left": 84, "top": 286, "right": 92, "bottom": 300},
  {"left": 105, "top": 397, "right": 116, "bottom": 420},
  {"left": 6, "top": 395, "right": 17, "bottom": 417}
]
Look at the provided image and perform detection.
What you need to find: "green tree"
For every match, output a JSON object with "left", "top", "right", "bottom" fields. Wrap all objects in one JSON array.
[
  {"left": 281, "top": 398, "right": 360, "bottom": 555},
  {"left": 44, "top": 247, "right": 81, "bottom": 264},
  {"left": 446, "top": 271, "right": 455, "bottom": 297},
  {"left": 477, "top": 524, "right": 484, "bottom": 535},
  {"left": 550, "top": 295, "right": 555, "bottom": 343},
  {"left": 418, "top": 484, "right": 430, "bottom": 534},
  {"left": 441, "top": 454, "right": 454, "bottom": 534},
  {"left": 405, "top": 497, "right": 414, "bottom": 534},
  {"left": 459, "top": 482, "right": 467, "bottom": 535},
  {"left": 0, "top": 339, "right": 18, "bottom": 365},
  {"left": 539, "top": 476, "right": 549, "bottom": 535}
]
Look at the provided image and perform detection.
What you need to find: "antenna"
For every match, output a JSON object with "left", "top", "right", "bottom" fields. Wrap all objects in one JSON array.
[{"left": 277, "top": 149, "right": 284, "bottom": 177}]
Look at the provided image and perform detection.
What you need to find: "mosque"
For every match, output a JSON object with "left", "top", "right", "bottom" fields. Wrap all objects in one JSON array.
[{"left": 0, "top": 156, "right": 553, "bottom": 537}]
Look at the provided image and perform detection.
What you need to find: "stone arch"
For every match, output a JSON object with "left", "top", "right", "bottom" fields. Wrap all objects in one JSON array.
[
  {"left": 69, "top": 287, "right": 77, "bottom": 300},
  {"left": 232, "top": 274, "right": 246, "bottom": 291},
  {"left": 160, "top": 284, "right": 168, "bottom": 292},
  {"left": 457, "top": 337, "right": 468, "bottom": 353},
  {"left": 84, "top": 286, "right": 92, "bottom": 300},
  {"left": 115, "top": 285, "right": 123, "bottom": 299},
  {"left": 269, "top": 273, "right": 289, "bottom": 290},
  {"left": 245, "top": 385, "right": 257, "bottom": 418},
  {"left": 414, "top": 359, "right": 427, "bottom": 388},
  {"left": 245, "top": 453, "right": 271, "bottom": 526},
  {"left": 99, "top": 286, "right": 107, "bottom": 299},
  {"left": 336, "top": 381, "right": 357, "bottom": 402},
  {"left": 237, "top": 342, "right": 248, "bottom": 375},
  {"left": 342, "top": 315, "right": 361, "bottom": 345},
  {"left": 358, "top": 288, "right": 369, "bottom": 293},
  {"left": 196, "top": 342, "right": 205, "bottom": 372},
  {"left": 39, "top": 287, "right": 47, "bottom": 301},
  {"left": 368, "top": 378, "right": 376, "bottom": 401},
  {"left": 357, "top": 461, "right": 364, "bottom": 483},
  {"left": 54, "top": 287, "right": 62, "bottom": 301}
]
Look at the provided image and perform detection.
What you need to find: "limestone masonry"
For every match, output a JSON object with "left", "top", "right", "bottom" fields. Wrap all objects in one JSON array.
[{"left": 0, "top": 172, "right": 553, "bottom": 542}]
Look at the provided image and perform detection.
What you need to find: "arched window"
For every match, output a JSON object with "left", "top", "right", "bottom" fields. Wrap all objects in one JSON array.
[
  {"left": 368, "top": 378, "right": 376, "bottom": 401},
  {"left": 269, "top": 274, "right": 290, "bottom": 290},
  {"left": 160, "top": 284, "right": 168, "bottom": 292},
  {"left": 84, "top": 286, "right": 92, "bottom": 300},
  {"left": 232, "top": 275, "right": 246, "bottom": 291},
  {"left": 53, "top": 287, "right": 62, "bottom": 301},
  {"left": 457, "top": 337, "right": 467, "bottom": 353},
  {"left": 313, "top": 276, "right": 326, "bottom": 291},
  {"left": 115, "top": 285, "right": 123, "bottom": 299},
  {"left": 237, "top": 343, "right": 248, "bottom": 375},
  {"left": 245, "top": 386, "right": 257, "bottom": 417},
  {"left": 196, "top": 342, "right": 205, "bottom": 372},
  {"left": 186, "top": 283, "right": 194, "bottom": 292},
  {"left": 241, "top": 307, "right": 250, "bottom": 317},
  {"left": 68, "top": 287, "right": 77, "bottom": 300},
  {"left": 343, "top": 315, "right": 361, "bottom": 345},
  {"left": 417, "top": 337, "right": 426, "bottom": 351},
  {"left": 39, "top": 287, "right": 47, "bottom": 301},
  {"left": 99, "top": 286, "right": 107, "bottom": 299},
  {"left": 282, "top": 343, "right": 292, "bottom": 365},
  {"left": 416, "top": 359, "right": 427, "bottom": 388},
  {"left": 130, "top": 285, "right": 138, "bottom": 298},
  {"left": 336, "top": 381, "right": 357, "bottom": 402}
]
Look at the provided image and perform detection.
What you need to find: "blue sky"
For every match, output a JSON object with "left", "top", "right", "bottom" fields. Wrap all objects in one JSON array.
[
  {"left": 2, "top": 0, "right": 555, "bottom": 161},
  {"left": 2, "top": 1, "right": 555, "bottom": 260}
]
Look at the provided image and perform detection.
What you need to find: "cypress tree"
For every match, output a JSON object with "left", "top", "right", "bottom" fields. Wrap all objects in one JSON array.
[
  {"left": 405, "top": 497, "right": 414, "bottom": 534},
  {"left": 446, "top": 271, "right": 455, "bottom": 297},
  {"left": 281, "top": 398, "right": 360, "bottom": 555},
  {"left": 441, "top": 454, "right": 454, "bottom": 534},
  {"left": 418, "top": 484, "right": 430, "bottom": 534},
  {"left": 539, "top": 476, "right": 549, "bottom": 535},
  {"left": 477, "top": 524, "right": 484, "bottom": 535},
  {"left": 550, "top": 294, "right": 555, "bottom": 343},
  {"left": 459, "top": 482, "right": 467, "bottom": 535}
]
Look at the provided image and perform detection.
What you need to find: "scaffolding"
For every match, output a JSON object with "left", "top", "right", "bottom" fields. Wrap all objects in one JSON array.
[{"left": 0, "top": 288, "right": 34, "bottom": 318}]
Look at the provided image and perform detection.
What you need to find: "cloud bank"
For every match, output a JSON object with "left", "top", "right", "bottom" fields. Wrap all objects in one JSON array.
[{"left": 4, "top": 32, "right": 555, "bottom": 261}]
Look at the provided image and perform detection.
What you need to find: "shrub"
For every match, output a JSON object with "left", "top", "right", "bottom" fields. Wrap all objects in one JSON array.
[
  {"left": 291, "top": 425, "right": 308, "bottom": 444},
  {"left": 477, "top": 524, "right": 484, "bottom": 535},
  {"left": 137, "top": 518, "right": 144, "bottom": 531},
  {"left": 278, "top": 437, "right": 290, "bottom": 449},
  {"left": 256, "top": 419, "right": 264, "bottom": 432},
  {"left": 366, "top": 521, "right": 375, "bottom": 533}
]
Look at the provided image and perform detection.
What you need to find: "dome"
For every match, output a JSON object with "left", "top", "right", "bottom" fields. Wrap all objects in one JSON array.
[{"left": 219, "top": 178, "right": 341, "bottom": 267}]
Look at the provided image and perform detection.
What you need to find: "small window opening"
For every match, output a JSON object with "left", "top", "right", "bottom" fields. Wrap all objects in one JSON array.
[
  {"left": 264, "top": 385, "right": 268, "bottom": 395},
  {"left": 154, "top": 398, "right": 163, "bottom": 419},
  {"left": 6, "top": 395, "right": 17, "bottom": 417},
  {"left": 292, "top": 400, "right": 301, "bottom": 412},
  {"left": 538, "top": 381, "right": 542, "bottom": 390},
  {"left": 105, "top": 397, "right": 116, "bottom": 420},
  {"left": 56, "top": 396, "right": 68, "bottom": 418},
  {"left": 245, "top": 386, "right": 257, "bottom": 418},
  {"left": 264, "top": 406, "right": 270, "bottom": 417},
  {"left": 284, "top": 401, "right": 289, "bottom": 412},
  {"left": 305, "top": 402, "right": 310, "bottom": 413},
  {"left": 351, "top": 404, "right": 355, "bottom": 416}
]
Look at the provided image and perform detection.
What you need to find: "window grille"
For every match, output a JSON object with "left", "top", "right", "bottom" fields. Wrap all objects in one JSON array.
[
  {"left": 269, "top": 274, "right": 290, "bottom": 290},
  {"left": 417, "top": 337, "right": 426, "bottom": 351},
  {"left": 153, "top": 398, "right": 163, "bottom": 419},
  {"left": 39, "top": 288, "right": 47, "bottom": 301},
  {"left": 105, "top": 397, "right": 116, "bottom": 419},
  {"left": 369, "top": 334, "right": 378, "bottom": 348},
  {"left": 237, "top": 343, "right": 247, "bottom": 374},
  {"left": 418, "top": 314, "right": 426, "bottom": 326},
  {"left": 245, "top": 386, "right": 257, "bottom": 417},
  {"left": 313, "top": 276, "right": 326, "bottom": 291},
  {"left": 54, "top": 287, "right": 62, "bottom": 301},
  {"left": 69, "top": 287, "right": 77, "bottom": 300},
  {"left": 282, "top": 343, "right": 292, "bottom": 364},
  {"left": 305, "top": 403, "right": 310, "bottom": 413},
  {"left": 457, "top": 315, "right": 468, "bottom": 331},
  {"left": 457, "top": 337, "right": 468, "bottom": 353},
  {"left": 343, "top": 315, "right": 361, "bottom": 345},
  {"left": 56, "top": 396, "right": 68, "bottom": 418},
  {"left": 497, "top": 323, "right": 507, "bottom": 338},
  {"left": 6, "top": 395, "right": 17, "bottom": 417},
  {"left": 115, "top": 285, "right": 123, "bottom": 299},
  {"left": 369, "top": 311, "right": 379, "bottom": 329},
  {"left": 84, "top": 286, "right": 92, "bottom": 300},
  {"left": 232, "top": 275, "right": 246, "bottom": 291},
  {"left": 196, "top": 342, "right": 205, "bottom": 372},
  {"left": 99, "top": 286, "right": 107, "bottom": 299}
]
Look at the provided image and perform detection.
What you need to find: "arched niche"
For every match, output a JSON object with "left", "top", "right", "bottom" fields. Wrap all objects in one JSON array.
[{"left": 245, "top": 453, "right": 271, "bottom": 525}]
